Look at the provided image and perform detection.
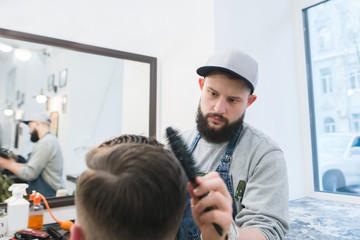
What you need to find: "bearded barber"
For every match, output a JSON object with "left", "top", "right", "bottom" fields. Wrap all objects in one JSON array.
[
  {"left": 176, "top": 49, "right": 289, "bottom": 240},
  {"left": 0, "top": 113, "right": 64, "bottom": 197}
]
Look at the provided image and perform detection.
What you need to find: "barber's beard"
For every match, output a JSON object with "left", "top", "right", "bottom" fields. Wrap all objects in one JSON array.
[
  {"left": 196, "top": 105, "right": 244, "bottom": 144},
  {"left": 30, "top": 129, "right": 40, "bottom": 143}
]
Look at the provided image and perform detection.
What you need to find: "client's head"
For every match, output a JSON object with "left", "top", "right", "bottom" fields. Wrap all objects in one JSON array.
[{"left": 71, "top": 135, "right": 187, "bottom": 240}]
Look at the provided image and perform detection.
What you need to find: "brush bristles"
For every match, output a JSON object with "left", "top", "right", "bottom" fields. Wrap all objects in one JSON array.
[
  {"left": 165, "top": 127, "right": 198, "bottom": 183},
  {"left": 166, "top": 127, "right": 224, "bottom": 236}
]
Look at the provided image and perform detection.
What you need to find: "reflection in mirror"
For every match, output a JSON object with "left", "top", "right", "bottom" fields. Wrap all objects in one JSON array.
[{"left": 0, "top": 29, "right": 157, "bottom": 204}]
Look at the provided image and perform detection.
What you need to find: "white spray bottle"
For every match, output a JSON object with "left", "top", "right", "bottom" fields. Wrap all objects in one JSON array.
[{"left": 5, "top": 183, "right": 29, "bottom": 235}]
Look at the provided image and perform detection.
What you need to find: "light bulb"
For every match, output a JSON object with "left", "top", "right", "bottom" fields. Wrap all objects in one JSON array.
[
  {"left": 15, "top": 48, "right": 32, "bottom": 61},
  {"left": 36, "top": 94, "right": 47, "bottom": 103},
  {"left": 3, "top": 108, "right": 14, "bottom": 116},
  {"left": 15, "top": 109, "right": 24, "bottom": 120},
  {"left": 0, "top": 42, "right": 13, "bottom": 53}
]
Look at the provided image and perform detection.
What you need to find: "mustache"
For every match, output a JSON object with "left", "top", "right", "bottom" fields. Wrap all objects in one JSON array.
[{"left": 205, "top": 113, "right": 229, "bottom": 124}]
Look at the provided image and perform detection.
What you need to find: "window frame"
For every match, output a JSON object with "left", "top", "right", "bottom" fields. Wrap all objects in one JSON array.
[{"left": 302, "top": 0, "right": 360, "bottom": 199}]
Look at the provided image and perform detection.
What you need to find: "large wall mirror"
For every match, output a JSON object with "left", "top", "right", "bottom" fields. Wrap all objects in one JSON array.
[{"left": 0, "top": 28, "right": 157, "bottom": 206}]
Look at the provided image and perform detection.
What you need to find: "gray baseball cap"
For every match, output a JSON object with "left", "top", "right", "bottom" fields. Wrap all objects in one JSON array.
[
  {"left": 21, "top": 112, "right": 51, "bottom": 125},
  {"left": 196, "top": 49, "right": 258, "bottom": 93}
]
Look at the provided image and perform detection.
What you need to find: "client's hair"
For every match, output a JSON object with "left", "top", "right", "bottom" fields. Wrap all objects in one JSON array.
[
  {"left": 76, "top": 135, "right": 187, "bottom": 240},
  {"left": 98, "top": 134, "right": 163, "bottom": 148}
]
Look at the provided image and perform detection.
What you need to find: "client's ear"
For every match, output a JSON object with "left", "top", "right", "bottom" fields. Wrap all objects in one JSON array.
[{"left": 70, "top": 224, "right": 86, "bottom": 240}]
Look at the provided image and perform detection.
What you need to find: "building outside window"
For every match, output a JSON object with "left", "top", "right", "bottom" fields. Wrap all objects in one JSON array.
[
  {"left": 304, "top": 0, "right": 360, "bottom": 196},
  {"left": 324, "top": 117, "right": 336, "bottom": 132},
  {"left": 349, "top": 70, "right": 360, "bottom": 89},
  {"left": 318, "top": 27, "right": 332, "bottom": 50},
  {"left": 320, "top": 68, "right": 333, "bottom": 94},
  {"left": 353, "top": 113, "right": 360, "bottom": 132}
]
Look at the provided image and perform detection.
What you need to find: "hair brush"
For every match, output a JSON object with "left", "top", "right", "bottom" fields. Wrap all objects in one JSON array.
[{"left": 165, "top": 126, "right": 223, "bottom": 236}]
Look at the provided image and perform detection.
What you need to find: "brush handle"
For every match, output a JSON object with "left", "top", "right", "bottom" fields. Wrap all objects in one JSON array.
[
  {"left": 201, "top": 197, "right": 223, "bottom": 236},
  {"left": 212, "top": 223, "right": 223, "bottom": 237},
  {"left": 193, "top": 182, "right": 223, "bottom": 236}
]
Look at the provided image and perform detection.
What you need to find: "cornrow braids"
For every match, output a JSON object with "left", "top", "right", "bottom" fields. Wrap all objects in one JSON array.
[{"left": 98, "top": 134, "right": 163, "bottom": 148}]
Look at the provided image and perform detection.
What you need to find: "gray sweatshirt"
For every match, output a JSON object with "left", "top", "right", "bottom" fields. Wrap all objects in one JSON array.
[
  {"left": 181, "top": 122, "right": 289, "bottom": 240},
  {"left": 18, "top": 133, "right": 65, "bottom": 191}
]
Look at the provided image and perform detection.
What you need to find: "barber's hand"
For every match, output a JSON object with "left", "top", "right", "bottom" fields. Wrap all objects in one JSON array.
[
  {"left": 0, "top": 156, "right": 15, "bottom": 170},
  {"left": 0, "top": 157, "right": 7, "bottom": 169},
  {"left": 189, "top": 172, "right": 233, "bottom": 240}
]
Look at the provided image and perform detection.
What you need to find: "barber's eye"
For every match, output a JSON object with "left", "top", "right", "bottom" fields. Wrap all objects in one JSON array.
[{"left": 229, "top": 98, "right": 238, "bottom": 103}]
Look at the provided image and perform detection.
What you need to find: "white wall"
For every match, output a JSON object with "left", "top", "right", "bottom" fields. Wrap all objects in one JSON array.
[
  {"left": 0, "top": 0, "right": 216, "bottom": 135},
  {"left": 0, "top": 0, "right": 304, "bottom": 200},
  {"left": 213, "top": 0, "right": 304, "bottom": 200},
  {"left": 122, "top": 60, "right": 149, "bottom": 136},
  {"left": 0, "top": 0, "right": 215, "bottom": 219},
  {"left": 0, "top": 50, "right": 46, "bottom": 155},
  {"left": 0, "top": 57, "right": 13, "bottom": 148},
  {"left": 47, "top": 50, "right": 126, "bottom": 193},
  {"left": 3, "top": 0, "right": 357, "bottom": 210}
]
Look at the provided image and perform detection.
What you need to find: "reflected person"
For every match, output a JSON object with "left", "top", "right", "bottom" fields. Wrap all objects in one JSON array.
[{"left": 0, "top": 112, "right": 64, "bottom": 197}]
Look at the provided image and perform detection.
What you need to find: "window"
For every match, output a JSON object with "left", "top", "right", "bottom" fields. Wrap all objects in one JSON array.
[
  {"left": 324, "top": 117, "right": 336, "bottom": 132},
  {"left": 349, "top": 70, "right": 360, "bottom": 89},
  {"left": 318, "top": 27, "right": 332, "bottom": 49},
  {"left": 353, "top": 113, "right": 360, "bottom": 132},
  {"left": 304, "top": 0, "right": 360, "bottom": 196},
  {"left": 320, "top": 68, "right": 333, "bottom": 94}
]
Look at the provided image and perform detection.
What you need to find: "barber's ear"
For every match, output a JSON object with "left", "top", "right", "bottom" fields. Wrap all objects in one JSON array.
[
  {"left": 199, "top": 78, "right": 205, "bottom": 90},
  {"left": 246, "top": 94, "right": 257, "bottom": 108},
  {"left": 70, "top": 224, "right": 86, "bottom": 240}
]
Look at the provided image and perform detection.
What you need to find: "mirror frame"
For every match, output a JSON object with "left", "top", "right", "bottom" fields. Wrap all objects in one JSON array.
[{"left": 0, "top": 28, "right": 157, "bottom": 208}]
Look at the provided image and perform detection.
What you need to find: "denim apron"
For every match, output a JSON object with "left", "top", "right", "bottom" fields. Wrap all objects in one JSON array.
[
  {"left": 177, "top": 127, "right": 242, "bottom": 240},
  {"left": 27, "top": 132, "right": 57, "bottom": 198},
  {"left": 28, "top": 174, "right": 56, "bottom": 197}
]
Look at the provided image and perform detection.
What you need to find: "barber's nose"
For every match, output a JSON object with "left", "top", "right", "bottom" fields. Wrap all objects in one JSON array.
[{"left": 214, "top": 97, "right": 227, "bottom": 115}]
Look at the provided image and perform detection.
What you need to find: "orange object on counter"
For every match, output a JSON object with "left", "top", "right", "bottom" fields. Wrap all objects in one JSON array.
[
  {"left": 30, "top": 191, "right": 74, "bottom": 231},
  {"left": 28, "top": 191, "right": 44, "bottom": 231}
]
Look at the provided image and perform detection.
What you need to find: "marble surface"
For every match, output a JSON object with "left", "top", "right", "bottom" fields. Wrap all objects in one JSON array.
[{"left": 286, "top": 198, "right": 360, "bottom": 240}]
